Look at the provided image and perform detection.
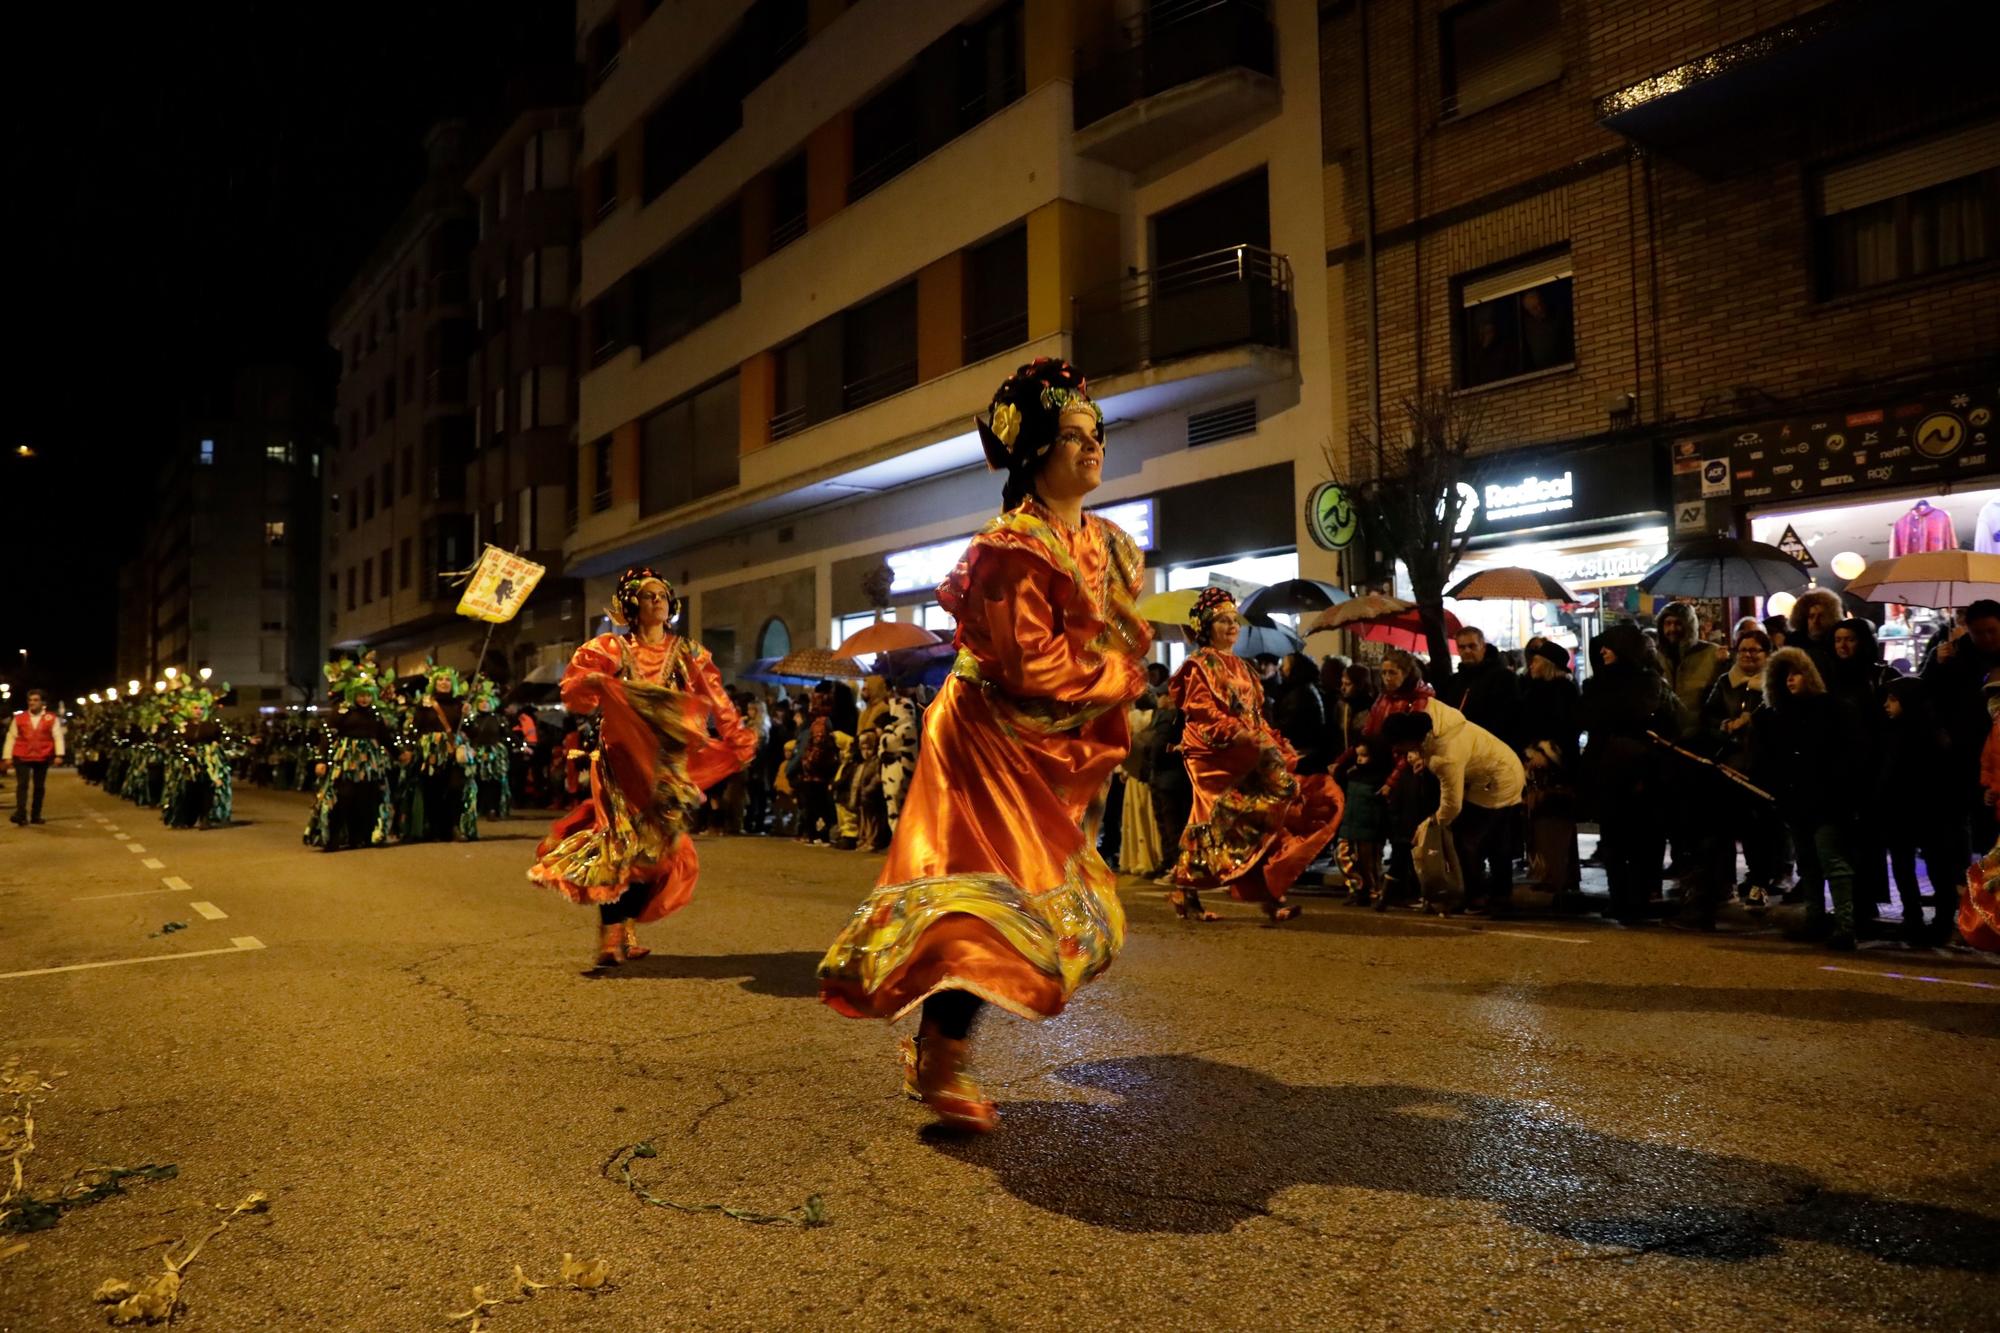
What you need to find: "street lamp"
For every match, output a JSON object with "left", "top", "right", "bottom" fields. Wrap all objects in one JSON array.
[
  {"left": 154, "top": 680, "right": 167, "bottom": 692},
  {"left": 198, "top": 666, "right": 213, "bottom": 682},
  {"left": 129, "top": 679, "right": 141, "bottom": 694},
  {"left": 165, "top": 666, "right": 179, "bottom": 680}
]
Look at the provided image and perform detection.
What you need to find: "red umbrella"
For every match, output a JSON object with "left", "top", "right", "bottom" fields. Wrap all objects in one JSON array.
[
  {"left": 837, "top": 621, "right": 943, "bottom": 655},
  {"left": 1354, "top": 609, "right": 1463, "bottom": 654}
]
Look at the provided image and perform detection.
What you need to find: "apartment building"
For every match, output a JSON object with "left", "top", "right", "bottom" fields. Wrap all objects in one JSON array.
[
  {"left": 117, "top": 365, "right": 326, "bottom": 706},
  {"left": 325, "top": 122, "right": 481, "bottom": 676},
  {"left": 569, "top": 0, "right": 1338, "bottom": 676},
  {"left": 1321, "top": 0, "right": 1999, "bottom": 661},
  {"left": 466, "top": 94, "right": 588, "bottom": 681}
]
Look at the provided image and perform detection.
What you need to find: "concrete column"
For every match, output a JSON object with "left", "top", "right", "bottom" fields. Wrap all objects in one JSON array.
[
  {"left": 739, "top": 170, "right": 775, "bottom": 269},
  {"left": 805, "top": 113, "right": 852, "bottom": 228},
  {"left": 1026, "top": 199, "right": 1121, "bottom": 340},
  {"left": 738, "top": 351, "right": 777, "bottom": 455}
]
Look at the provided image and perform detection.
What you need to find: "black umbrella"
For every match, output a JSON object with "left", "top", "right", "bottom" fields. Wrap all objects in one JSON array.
[
  {"left": 1636, "top": 538, "right": 1811, "bottom": 599},
  {"left": 1238, "top": 579, "right": 1351, "bottom": 618}
]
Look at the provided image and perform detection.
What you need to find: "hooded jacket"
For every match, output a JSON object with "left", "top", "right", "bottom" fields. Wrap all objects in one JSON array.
[
  {"left": 1414, "top": 698, "right": 1525, "bottom": 825},
  {"left": 1579, "top": 623, "right": 1683, "bottom": 793},
  {"left": 1656, "top": 602, "right": 1724, "bottom": 736},
  {"left": 1753, "top": 647, "right": 1865, "bottom": 822}
]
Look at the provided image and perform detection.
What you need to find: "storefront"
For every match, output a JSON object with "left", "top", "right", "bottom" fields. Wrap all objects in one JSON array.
[
  {"left": 1672, "top": 382, "right": 2000, "bottom": 665},
  {"left": 1397, "top": 437, "right": 1670, "bottom": 668}
]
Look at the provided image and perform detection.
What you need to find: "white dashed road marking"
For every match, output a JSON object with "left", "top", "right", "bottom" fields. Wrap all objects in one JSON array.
[
  {"left": 0, "top": 936, "right": 266, "bottom": 981},
  {"left": 161, "top": 876, "right": 193, "bottom": 892},
  {"left": 141, "top": 858, "right": 165, "bottom": 869},
  {"left": 113, "top": 832, "right": 129, "bottom": 840},
  {"left": 125, "top": 844, "right": 147, "bottom": 854},
  {"left": 1822, "top": 964, "right": 2000, "bottom": 993},
  {"left": 189, "top": 901, "right": 227, "bottom": 921}
]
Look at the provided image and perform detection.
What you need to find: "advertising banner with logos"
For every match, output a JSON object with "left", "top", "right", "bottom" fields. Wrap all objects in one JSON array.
[
  {"left": 1669, "top": 384, "right": 1998, "bottom": 530},
  {"left": 1459, "top": 438, "right": 1665, "bottom": 544}
]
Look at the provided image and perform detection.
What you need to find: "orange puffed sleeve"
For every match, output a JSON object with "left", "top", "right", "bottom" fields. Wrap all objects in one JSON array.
[{"left": 964, "top": 546, "right": 1143, "bottom": 710}]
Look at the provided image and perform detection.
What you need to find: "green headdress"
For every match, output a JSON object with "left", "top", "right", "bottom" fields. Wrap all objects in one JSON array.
[
  {"left": 424, "top": 661, "right": 465, "bottom": 698},
  {"left": 324, "top": 652, "right": 386, "bottom": 706}
]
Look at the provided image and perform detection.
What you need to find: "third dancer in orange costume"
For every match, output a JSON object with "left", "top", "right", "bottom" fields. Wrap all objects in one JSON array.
[
  {"left": 1167, "top": 587, "right": 1342, "bottom": 924},
  {"left": 818, "top": 359, "right": 1149, "bottom": 1133},
  {"left": 528, "top": 567, "right": 757, "bottom": 971}
]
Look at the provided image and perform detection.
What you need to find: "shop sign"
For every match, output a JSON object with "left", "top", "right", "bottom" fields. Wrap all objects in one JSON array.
[
  {"left": 1700, "top": 459, "right": 1730, "bottom": 497},
  {"left": 885, "top": 498, "right": 1157, "bottom": 593},
  {"left": 1672, "top": 385, "right": 1997, "bottom": 509},
  {"left": 1463, "top": 442, "right": 1659, "bottom": 538},
  {"left": 1551, "top": 543, "right": 1667, "bottom": 586},
  {"left": 1674, "top": 499, "right": 1707, "bottom": 534},
  {"left": 1304, "top": 481, "right": 1359, "bottom": 551}
]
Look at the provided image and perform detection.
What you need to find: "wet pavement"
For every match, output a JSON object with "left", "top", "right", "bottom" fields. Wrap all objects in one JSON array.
[{"left": 2, "top": 772, "right": 1996, "bottom": 1330}]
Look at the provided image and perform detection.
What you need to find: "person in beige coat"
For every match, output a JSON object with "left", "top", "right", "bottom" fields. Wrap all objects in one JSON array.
[{"left": 1381, "top": 698, "right": 1525, "bottom": 912}]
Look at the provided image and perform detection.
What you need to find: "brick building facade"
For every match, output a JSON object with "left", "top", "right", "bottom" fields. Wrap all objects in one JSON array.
[{"left": 1320, "top": 0, "right": 1999, "bottom": 652}]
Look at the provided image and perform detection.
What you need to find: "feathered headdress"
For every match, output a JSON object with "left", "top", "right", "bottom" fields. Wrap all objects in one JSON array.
[
  {"left": 975, "top": 358, "right": 1102, "bottom": 475},
  {"left": 608, "top": 565, "right": 674, "bottom": 629},
  {"left": 1187, "top": 586, "right": 1237, "bottom": 636}
]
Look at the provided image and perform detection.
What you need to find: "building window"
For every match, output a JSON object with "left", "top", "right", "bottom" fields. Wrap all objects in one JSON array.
[
  {"left": 1441, "top": 0, "right": 1561, "bottom": 119},
  {"left": 380, "top": 548, "right": 393, "bottom": 597},
  {"left": 400, "top": 448, "right": 413, "bottom": 496},
  {"left": 264, "top": 441, "right": 291, "bottom": 464},
  {"left": 757, "top": 617, "right": 792, "bottom": 660},
  {"left": 770, "top": 152, "right": 808, "bottom": 252},
  {"left": 1454, "top": 248, "right": 1574, "bottom": 389},
  {"left": 1816, "top": 121, "right": 1998, "bottom": 298},
  {"left": 383, "top": 375, "right": 397, "bottom": 419},
  {"left": 842, "top": 283, "right": 918, "bottom": 409},
  {"left": 640, "top": 374, "right": 740, "bottom": 516},
  {"left": 198, "top": 438, "right": 215, "bottom": 465},
  {"left": 832, "top": 611, "right": 877, "bottom": 650},
  {"left": 346, "top": 567, "right": 356, "bottom": 611},
  {"left": 362, "top": 559, "right": 373, "bottom": 604},
  {"left": 956, "top": 0, "right": 1025, "bottom": 131},
  {"left": 586, "top": 18, "right": 621, "bottom": 88},
  {"left": 264, "top": 520, "right": 286, "bottom": 546},
  {"left": 591, "top": 435, "right": 613, "bottom": 513},
  {"left": 642, "top": 59, "right": 744, "bottom": 203},
  {"left": 963, "top": 225, "right": 1028, "bottom": 362},
  {"left": 381, "top": 462, "right": 394, "bottom": 509},
  {"left": 492, "top": 384, "right": 507, "bottom": 443},
  {"left": 403, "top": 355, "right": 416, "bottom": 403},
  {"left": 518, "top": 487, "right": 536, "bottom": 548},
  {"left": 640, "top": 203, "right": 741, "bottom": 356},
  {"left": 399, "top": 538, "right": 413, "bottom": 590},
  {"left": 521, "top": 251, "right": 539, "bottom": 312},
  {"left": 771, "top": 338, "right": 810, "bottom": 441},
  {"left": 850, "top": 68, "right": 922, "bottom": 201},
  {"left": 594, "top": 154, "right": 619, "bottom": 222},
  {"left": 363, "top": 477, "right": 376, "bottom": 521}
]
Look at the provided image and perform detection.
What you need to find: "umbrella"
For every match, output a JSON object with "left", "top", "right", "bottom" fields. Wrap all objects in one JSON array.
[
  {"left": 1352, "top": 609, "right": 1463, "bottom": 654},
  {"left": 1842, "top": 550, "right": 2000, "bottom": 609},
  {"left": 769, "top": 647, "right": 872, "bottom": 681},
  {"left": 1135, "top": 586, "right": 1274, "bottom": 630},
  {"left": 1233, "top": 624, "right": 1303, "bottom": 659},
  {"left": 837, "top": 620, "right": 943, "bottom": 655},
  {"left": 882, "top": 643, "right": 957, "bottom": 689},
  {"left": 1635, "top": 537, "right": 1810, "bottom": 599},
  {"left": 1446, "top": 566, "right": 1577, "bottom": 603},
  {"left": 738, "top": 656, "right": 827, "bottom": 687},
  {"left": 1304, "top": 593, "right": 1413, "bottom": 634},
  {"left": 1238, "top": 579, "right": 1350, "bottom": 618},
  {"left": 523, "top": 659, "right": 565, "bottom": 685}
]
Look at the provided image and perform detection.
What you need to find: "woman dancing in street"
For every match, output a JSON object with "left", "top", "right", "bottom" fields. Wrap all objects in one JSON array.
[
  {"left": 305, "top": 655, "right": 397, "bottom": 851},
  {"left": 1167, "top": 588, "right": 1342, "bottom": 923},
  {"left": 528, "top": 567, "right": 757, "bottom": 971},
  {"left": 819, "top": 358, "right": 1149, "bottom": 1133}
]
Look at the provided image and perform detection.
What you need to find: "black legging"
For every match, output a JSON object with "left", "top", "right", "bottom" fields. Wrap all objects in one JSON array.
[
  {"left": 923, "top": 990, "right": 982, "bottom": 1040},
  {"left": 598, "top": 879, "right": 651, "bottom": 926}
]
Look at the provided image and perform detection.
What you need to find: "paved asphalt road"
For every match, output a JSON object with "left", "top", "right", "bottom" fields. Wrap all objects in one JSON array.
[{"left": 2, "top": 772, "right": 1997, "bottom": 1331}]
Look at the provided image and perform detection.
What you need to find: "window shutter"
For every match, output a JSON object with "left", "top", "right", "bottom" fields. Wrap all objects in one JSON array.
[
  {"left": 1818, "top": 118, "right": 2000, "bottom": 216},
  {"left": 1461, "top": 252, "right": 1572, "bottom": 306}
]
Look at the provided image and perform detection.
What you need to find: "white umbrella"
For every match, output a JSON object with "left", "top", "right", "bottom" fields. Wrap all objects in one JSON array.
[{"left": 1843, "top": 550, "right": 2000, "bottom": 609}]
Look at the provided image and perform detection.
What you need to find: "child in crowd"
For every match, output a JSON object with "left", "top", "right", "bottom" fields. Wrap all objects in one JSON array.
[{"left": 1331, "top": 741, "right": 1392, "bottom": 908}]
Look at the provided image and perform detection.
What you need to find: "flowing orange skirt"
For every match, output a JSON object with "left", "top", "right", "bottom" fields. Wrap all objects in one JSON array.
[
  {"left": 1173, "top": 743, "right": 1342, "bottom": 904},
  {"left": 818, "top": 676, "right": 1127, "bottom": 1021}
]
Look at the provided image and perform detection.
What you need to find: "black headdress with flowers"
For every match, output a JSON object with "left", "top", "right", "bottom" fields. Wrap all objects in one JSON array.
[
  {"left": 976, "top": 357, "right": 1104, "bottom": 512},
  {"left": 609, "top": 565, "right": 674, "bottom": 629},
  {"left": 1188, "top": 586, "right": 1238, "bottom": 640}
]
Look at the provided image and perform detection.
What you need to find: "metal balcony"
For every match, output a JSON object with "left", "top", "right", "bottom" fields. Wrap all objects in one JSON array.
[
  {"left": 1072, "top": 245, "right": 1292, "bottom": 378},
  {"left": 1073, "top": 0, "right": 1278, "bottom": 171}
]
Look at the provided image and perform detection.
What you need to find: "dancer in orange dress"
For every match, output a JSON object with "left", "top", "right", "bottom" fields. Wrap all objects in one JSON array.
[
  {"left": 1168, "top": 587, "right": 1342, "bottom": 923},
  {"left": 528, "top": 568, "right": 757, "bottom": 971},
  {"left": 819, "top": 359, "right": 1149, "bottom": 1133}
]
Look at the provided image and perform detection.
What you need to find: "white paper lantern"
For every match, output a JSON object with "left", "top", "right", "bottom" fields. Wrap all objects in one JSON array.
[
  {"left": 1767, "top": 591, "right": 1797, "bottom": 618},
  {"left": 1831, "top": 551, "right": 1866, "bottom": 580}
]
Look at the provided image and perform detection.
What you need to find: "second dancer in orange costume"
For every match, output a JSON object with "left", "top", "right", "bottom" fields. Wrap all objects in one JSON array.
[
  {"left": 528, "top": 568, "right": 757, "bottom": 971},
  {"left": 818, "top": 359, "right": 1150, "bottom": 1133},
  {"left": 1168, "top": 587, "right": 1342, "bottom": 923}
]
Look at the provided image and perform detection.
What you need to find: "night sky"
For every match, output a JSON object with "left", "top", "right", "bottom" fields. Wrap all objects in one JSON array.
[{"left": 5, "top": 2, "right": 571, "bottom": 703}]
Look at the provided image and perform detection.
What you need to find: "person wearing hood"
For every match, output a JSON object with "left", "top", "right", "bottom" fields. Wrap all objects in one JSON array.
[
  {"left": 1788, "top": 589, "right": 1844, "bottom": 683},
  {"left": 1754, "top": 648, "right": 1866, "bottom": 950},
  {"left": 1876, "top": 676, "right": 1962, "bottom": 946},
  {"left": 1701, "top": 627, "right": 1783, "bottom": 905},
  {"left": 1380, "top": 698, "right": 1525, "bottom": 913},
  {"left": 1519, "top": 641, "right": 1582, "bottom": 904},
  {"left": 1579, "top": 623, "right": 1684, "bottom": 924},
  {"left": 1271, "top": 652, "right": 1337, "bottom": 774},
  {"left": 1656, "top": 603, "right": 1728, "bottom": 735}
]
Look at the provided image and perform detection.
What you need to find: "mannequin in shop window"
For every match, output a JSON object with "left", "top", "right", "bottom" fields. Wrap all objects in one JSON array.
[{"left": 1976, "top": 495, "right": 2000, "bottom": 555}]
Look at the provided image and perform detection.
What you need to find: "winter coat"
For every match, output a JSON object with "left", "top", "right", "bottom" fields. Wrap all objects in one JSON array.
[
  {"left": 1363, "top": 680, "right": 1436, "bottom": 738},
  {"left": 1413, "top": 698, "right": 1525, "bottom": 825},
  {"left": 1656, "top": 604, "right": 1726, "bottom": 738},
  {"left": 1701, "top": 667, "right": 1765, "bottom": 775},
  {"left": 1271, "top": 678, "right": 1335, "bottom": 772},
  {"left": 1439, "top": 656, "right": 1522, "bottom": 748},
  {"left": 1516, "top": 674, "right": 1581, "bottom": 771},
  {"left": 1578, "top": 639, "right": 1682, "bottom": 798},
  {"left": 1753, "top": 690, "right": 1866, "bottom": 824},
  {"left": 1337, "top": 772, "right": 1392, "bottom": 844},
  {"left": 1142, "top": 706, "right": 1191, "bottom": 799}
]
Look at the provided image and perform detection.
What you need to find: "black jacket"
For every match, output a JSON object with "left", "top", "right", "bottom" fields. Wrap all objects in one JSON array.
[
  {"left": 1753, "top": 691, "right": 1866, "bottom": 823},
  {"left": 1440, "top": 656, "right": 1521, "bottom": 748},
  {"left": 1271, "top": 679, "right": 1334, "bottom": 771},
  {"left": 1579, "top": 658, "right": 1681, "bottom": 795},
  {"left": 1517, "top": 674, "right": 1581, "bottom": 769}
]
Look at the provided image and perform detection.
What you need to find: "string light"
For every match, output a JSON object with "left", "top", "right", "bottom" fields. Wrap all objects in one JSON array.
[{"left": 165, "top": 666, "right": 179, "bottom": 680}]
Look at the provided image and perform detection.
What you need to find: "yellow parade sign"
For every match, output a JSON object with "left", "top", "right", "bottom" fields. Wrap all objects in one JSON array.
[{"left": 455, "top": 546, "right": 546, "bottom": 623}]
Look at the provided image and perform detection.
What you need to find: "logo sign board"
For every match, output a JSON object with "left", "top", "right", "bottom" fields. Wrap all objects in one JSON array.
[
  {"left": 1700, "top": 459, "right": 1730, "bottom": 497},
  {"left": 1773, "top": 524, "right": 1817, "bottom": 569},
  {"left": 1674, "top": 500, "right": 1707, "bottom": 534},
  {"left": 1304, "top": 481, "right": 1359, "bottom": 551},
  {"left": 1461, "top": 442, "right": 1661, "bottom": 539},
  {"left": 886, "top": 499, "right": 1157, "bottom": 594}
]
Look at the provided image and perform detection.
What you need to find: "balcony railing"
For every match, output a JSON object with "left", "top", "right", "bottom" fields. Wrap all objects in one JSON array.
[
  {"left": 769, "top": 210, "right": 807, "bottom": 252},
  {"left": 1074, "top": 0, "right": 1275, "bottom": 131},
  {"left": 963, "top": 310, "right": 1029, "bottom": 364},
  {"left": 1072, "top": 245, "right": 1292, "bottom": 377},
  {"left": 842, "top": 359, "right": 919, "bottom": 412},
  {"left": 848, "top": 140, "right": 922, "bottom": 203},
  {"left": 768, "top": 405, "right": 809, "bottom": 443}
]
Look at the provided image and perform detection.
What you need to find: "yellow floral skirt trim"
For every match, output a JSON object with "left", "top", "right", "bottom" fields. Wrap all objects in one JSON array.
[{"left": 817, "top": 850, "right": 1126, "bottom": 1021}]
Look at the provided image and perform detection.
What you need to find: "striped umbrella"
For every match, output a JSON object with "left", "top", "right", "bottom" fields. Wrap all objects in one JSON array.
[
  {"left": 1445, "top": 566, "right": 1577, "bottom": 603},
  {"left": 1304, "top": 593, "right": 1412, "bottom": 634}
]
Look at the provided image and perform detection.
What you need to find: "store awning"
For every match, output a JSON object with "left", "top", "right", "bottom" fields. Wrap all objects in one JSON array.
[{"left": 1594, "top": 0, "right": 1986, "bottom": 175}]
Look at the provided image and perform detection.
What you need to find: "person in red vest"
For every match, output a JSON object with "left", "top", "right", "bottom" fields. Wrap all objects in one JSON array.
[{"left": 4, "top": 689, "right": 66, "bottom": 825}]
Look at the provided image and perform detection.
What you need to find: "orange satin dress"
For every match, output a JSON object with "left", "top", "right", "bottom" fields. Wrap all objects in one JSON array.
[
  {"left": 1169, "top": 648, "right": 1342, "bottom": 904},
  {"left": 819, "top": 500, "right": 1151, "bottom": 1021},
  {"left": 527, "top": 632, "right": 756, "bottom": 923}
]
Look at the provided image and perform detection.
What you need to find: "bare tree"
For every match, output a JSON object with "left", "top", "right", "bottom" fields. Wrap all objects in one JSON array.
[{"left": 1324, "top": 391, "right": 1485, "bottom": 671}]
